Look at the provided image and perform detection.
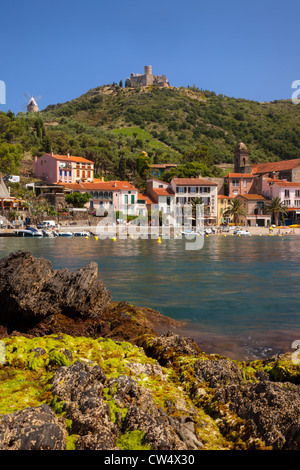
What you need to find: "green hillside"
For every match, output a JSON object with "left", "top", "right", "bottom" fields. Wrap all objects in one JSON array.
[{"left": 1, "top": 83, "right": 300, "bottom": 187}]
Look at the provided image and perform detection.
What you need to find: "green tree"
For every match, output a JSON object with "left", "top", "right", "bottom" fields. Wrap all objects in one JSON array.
[
  {"left": 65, "top": 191, "right": 90, "bottom": 208},
  {"left": 264, "top": 197, "right": 288, "bottom": 226},
  {"left": 0, "top": 142, "right": 23, "bottom": 175},
  {"left": 223, "top": 198, "right": 247, "bottom": 225}
]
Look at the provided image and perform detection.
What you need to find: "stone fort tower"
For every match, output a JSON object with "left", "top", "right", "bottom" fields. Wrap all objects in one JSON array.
[{"left": 126, "top": 65, "right": 170, "bottom": 88}]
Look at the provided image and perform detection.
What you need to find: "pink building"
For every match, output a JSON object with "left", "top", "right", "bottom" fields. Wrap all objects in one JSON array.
[
  {"left": 225, "top": 173, "right": 255, "bottom": 197},
  {"left": 34, "top": 153, "right": 94, "bottom": 184},
  {"left": 236, "top": 194, "right": 271, "bottom": 227},
  {"left": 62, "top": 180, "right": 146, "bottom": 216}
]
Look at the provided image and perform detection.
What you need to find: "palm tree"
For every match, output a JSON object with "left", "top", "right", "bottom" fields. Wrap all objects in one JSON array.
[
  {"left": 264, "top": 197, "right": 288, "bottom": 226},
  {"left": 223, "top": 198, "right": 247, "bottom": 225}
]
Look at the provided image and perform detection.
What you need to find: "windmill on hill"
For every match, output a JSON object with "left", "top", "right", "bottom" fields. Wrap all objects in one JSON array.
[{"left": 23, "top": 92, "right": 42, "bottom": 113}]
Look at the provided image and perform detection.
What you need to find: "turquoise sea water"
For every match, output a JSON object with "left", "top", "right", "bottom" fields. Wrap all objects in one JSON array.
[{"left": 0, "top": 235, "right": 299, "bottom": 361}]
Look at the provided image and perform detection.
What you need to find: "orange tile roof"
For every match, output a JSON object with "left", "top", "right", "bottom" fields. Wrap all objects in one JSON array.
[
  {"left": 145, "top": 195, "right": 156, "bottom": 205},
  {"left": 272, "top": 181, "right": 300, "bottom": 187},
  {"left": 60, "top": 181, "right": 137, "bottom": 191},
  {"left": 225, "top": 173, "right": 254, "bottom": 178},
  {"left": 252, "top": 159, "right": 300, "bottom": 174},
  {"left": 43, "top": 153, "right": 93, "bottom": 164},
  {"left": 152, "top": 187, "right": 175, "bottom": 196},
  {"left": 237, "top": 194, "right": 266, "bottom": 200},
  {"left": 217, "top": 195, "right": 232, "bottom": 199},
  {"left": 172, "top": 178, "right": 218, "bottom": 186}
]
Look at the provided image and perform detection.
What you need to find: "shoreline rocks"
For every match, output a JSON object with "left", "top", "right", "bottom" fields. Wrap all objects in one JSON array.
[{"left": 0, "top": 251, "right": 112, "bottom": 331}]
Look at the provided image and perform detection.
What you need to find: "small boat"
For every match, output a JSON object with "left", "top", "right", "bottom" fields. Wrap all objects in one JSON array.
[
  {"left": 42, "top": 230, "right": 55, "bottom": 238},
  {"left": 233, "top": 229, "right": 251, "bottom": 236},
  {"left": 73, "top": 231, "right": 90, "bottom": 237},
  {"left": 57, "top": 232, "right": 73, "bottom": 237},
  {"left": 15, "top": 227, "right": 43, "bottom": 237}
]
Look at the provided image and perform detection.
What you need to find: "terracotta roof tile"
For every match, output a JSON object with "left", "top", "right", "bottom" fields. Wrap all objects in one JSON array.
[
  {"left": 152, "top": 188, "right": 175, "bottom": 196},
  {"left": 225, "top": 173, "right": 254, "bottom": 178},
  {"left": 272, "top": 181, "right": 300, "bottom": 187},
  {"left": 252, "top": 159, "right": 300, "bottom": 173},
  {"left": 237, "top": 194, "right": 266, "bottom": 200},
  {"left": 172, "top": 178, "right": 218, "bottom": 186},
  {"left": 43, "top": 153, "right": 93, "bottom": 164}
]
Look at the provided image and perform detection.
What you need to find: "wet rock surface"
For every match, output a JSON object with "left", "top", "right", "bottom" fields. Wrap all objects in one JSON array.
[
  {"left": 213, "top": 380, "right": 300, "bottom": 450},
  {"left": 50, "top": 360, "right": 204, "bottom": 450},
  {"left": 0, "top": 404, "right": 67, "bottom": 450},
  {"left": 0, "top": 251, "right": 111, "bottom": 331}
]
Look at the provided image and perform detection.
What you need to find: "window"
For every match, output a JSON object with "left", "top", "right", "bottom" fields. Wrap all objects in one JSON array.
[
  {"left": 99, "top": 191, "right": 103, "bottom": 199},
  {"left": 124, "top": 195, "right": 128, "bottom": 205},
  {"left": 178, "top": 187, "right": 185, "bottom": 193},
  {"left": 104, "top": 192, "right": 108, "bottom": 199},
  {"left": 296, "top": 190, "right": 300, "bottom": 197},
  {"left": 285, "top": 190, "right": 290, "bottom": 197},
  {"left": 190, "top": 187, "right": 196, "bottom": 193},
  {"left": 232, "top": 180, "right": 239, "bottom": 187},
  {"left": 131, "top": 195, "right": 135, "bottom": 204},
  {"left": 295, "top": 200, "right": 300, "bottom": 206},
  {"left": 283, "top": 200, "right": 291, "bottom": 206},
  {"left": 243, "top": 180, "right": 247, "bottom": 188}
]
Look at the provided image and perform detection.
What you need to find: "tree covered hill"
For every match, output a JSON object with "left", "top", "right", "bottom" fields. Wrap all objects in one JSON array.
[
  {"left": 42, "top": 84, "right": 300, "bottom": 164},
  {"left": 0, "top": 84, "right": 300, "bottom": 186}
]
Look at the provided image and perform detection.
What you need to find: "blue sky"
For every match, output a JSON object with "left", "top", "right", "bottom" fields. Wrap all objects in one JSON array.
[{"left": 0, "top": 0, "right": 299, "bottom": 114}]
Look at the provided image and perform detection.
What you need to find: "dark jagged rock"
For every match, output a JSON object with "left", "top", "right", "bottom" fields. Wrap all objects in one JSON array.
[
  {"left": 213, "top": 380, "right": 300, "bottom": 450},
  {"left": 140, "top": 330, "right": 203, "bottom": 366},
  {"left": 0, "top": 250, "right": 111, "bottom": 331},
  {"left": 50, "top": 360, "right": 204, "bottom": 450},
  {"left": 0, "top": 404, "right": 67, "bottom": 450},
  {"left": 193, "top": 358, "right": 244, "bottom": 388}
]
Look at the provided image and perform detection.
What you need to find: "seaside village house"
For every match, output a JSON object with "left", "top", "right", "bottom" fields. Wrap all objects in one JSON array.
[
  {"left": 0, "top": 175, "right": 27, "bottom": 226},
  {"left": 235, "top": 194, "right": 271, "bottom": 227},
  {"left": 34, "top": 153, "right": 148, "bottom": 217},
  {"left": 217, "top": 195, "right": 233, "bottom": 225},
  {"left": 61, "top": 181, "right": 147, "bottom": 217},
  {"left": 170, "top": 177, "right": 218, "bottom": 225},
  {"left": 146, "top": 179, "right": 175, "bottom": 222},
  {"left": 34, "top": 152, "right": 95, "bottom": 184}
]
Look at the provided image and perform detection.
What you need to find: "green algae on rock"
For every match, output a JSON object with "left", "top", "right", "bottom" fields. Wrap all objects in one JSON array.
[{"left": 0, "top": 332, "right": 300, "bottom": 450}]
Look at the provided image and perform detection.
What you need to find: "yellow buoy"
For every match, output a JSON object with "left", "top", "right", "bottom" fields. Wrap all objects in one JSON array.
[
  {"left": 95, "top": 236, "right": 98, "bottom": 240},
  {"left": 157, "top": 237, "right": 161, "bottom": 244},
  {"left": 85, "top": 236, "right": 88, "bottom": 239},
  {"left": 112, "top": 237, "right": 116, "bottom": 241}
]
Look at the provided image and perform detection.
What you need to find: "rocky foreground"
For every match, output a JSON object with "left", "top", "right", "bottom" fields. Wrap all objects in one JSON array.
[{"left": 0, "top": 251, "right": 299, "bottom": 451}]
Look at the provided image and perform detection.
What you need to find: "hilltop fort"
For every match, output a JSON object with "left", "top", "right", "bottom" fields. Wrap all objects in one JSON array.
[{"left": 126, "top": 65, "right": 170, "bottom": 88}]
